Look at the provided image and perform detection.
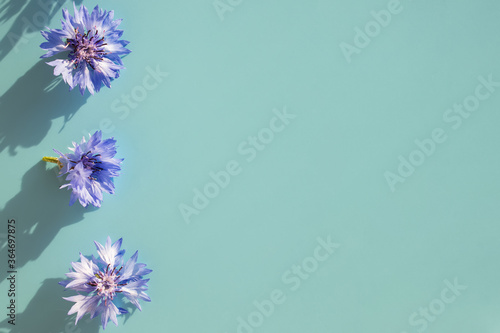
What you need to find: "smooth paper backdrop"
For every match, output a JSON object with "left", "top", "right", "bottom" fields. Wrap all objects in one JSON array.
[{"left": 0, "top": 0, "right": 499, "bottom": 332}]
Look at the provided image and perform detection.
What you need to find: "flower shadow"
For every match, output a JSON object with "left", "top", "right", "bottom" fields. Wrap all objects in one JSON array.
[
  {"left": 0, "top": 161, "right": 97, "bottom": 282},
  {"left": 0, "top": 276, "right": 139, "bottom": 332},
  {"left": 0, "top": 0, "right": 84, "bottom": 63},
  {"left": 0, "top": 59, "right": 89, "bottom": 156},
  {"left": 0, "top": 278, "right": 100, "bottom": 333}
]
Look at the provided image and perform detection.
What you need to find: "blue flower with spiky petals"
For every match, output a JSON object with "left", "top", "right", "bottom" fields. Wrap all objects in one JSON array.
[
  {"left": 60, "top": 237, "right": 152, "bottom": 330},
  {"left": 40, "top": 4, "right": 130, "bottom": 95},
  {"left": 43, "top": 131, "right": 122, "bottom": 207}
]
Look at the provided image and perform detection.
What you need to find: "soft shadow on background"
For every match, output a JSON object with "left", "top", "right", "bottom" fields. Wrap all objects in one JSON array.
[
  {"left": 0, "top": 0, "right": 83, "bottom": 62},
  {"left": 0, "top": 59, "right": 89, "bottom": 155},
  {"left": 0, "top": 161, "right": 96, "bottom": 282},
  {"left": 0, "top": 277, "right": 138, "bottom": 333},
  {"left": 0, "top": 278, "right": 100, "bottom": 333}
]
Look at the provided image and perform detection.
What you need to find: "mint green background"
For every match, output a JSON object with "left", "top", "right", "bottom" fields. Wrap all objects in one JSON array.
[{"left": 1, "top": 0, "right": 500, "bottom": 332}]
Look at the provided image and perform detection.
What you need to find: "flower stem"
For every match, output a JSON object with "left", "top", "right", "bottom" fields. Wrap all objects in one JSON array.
[
  {"left": 42, "top": 156, "right": 62, "bottom": 168},
  {"left": 42, "top": 156, "right": 59, "bottom": 164}
]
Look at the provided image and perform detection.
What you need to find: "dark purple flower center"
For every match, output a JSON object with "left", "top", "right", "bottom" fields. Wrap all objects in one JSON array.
[
  {"left": 72, "top": 151, "right": 103, "bottom": 172},
  {"left": 66, "top": 28, "right": 107, "bottom": 70},
  {"left": 88, "top": 265, "right": 127, "bottom": 304}
]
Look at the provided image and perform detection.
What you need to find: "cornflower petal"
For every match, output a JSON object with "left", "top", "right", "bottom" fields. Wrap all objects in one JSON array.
[
  {"left": 61, "top": 238, "right": 151, "bottom": 330},
  {"left": 40, "top": 4, "right": 130, "bottom": 95},
  {"left": 51, "top": 131, "right": 122, "bottom": 207}
]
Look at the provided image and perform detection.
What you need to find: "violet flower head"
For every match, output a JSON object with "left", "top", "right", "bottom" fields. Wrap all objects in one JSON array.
[
  {"left": 40, "top": 4, "right": 130, "bottom": 95},
  {"left": 52, "top": 131, "right": 122, "bottom": 207},
  {"left": 60, "top": 237, "right": 152, "bottom": 330}
]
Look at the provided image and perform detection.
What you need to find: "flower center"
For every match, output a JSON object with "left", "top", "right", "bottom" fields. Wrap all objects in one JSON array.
[
  {"left": 66, "top": 28, "right": 107, "bottom": 70},
  {"left": 81, "top": 152, "right": 102, "bottom": 170},
  {"left": 71, "top": 151, "right": 103, "bottom": 172},
  {"left": 88, "top": 265, "right": 127, "bottom": 303}
]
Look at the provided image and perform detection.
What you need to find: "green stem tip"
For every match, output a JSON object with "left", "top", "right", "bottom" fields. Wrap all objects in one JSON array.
[{"left": 42, "top": 156, "right": 62, "bottom": 168}]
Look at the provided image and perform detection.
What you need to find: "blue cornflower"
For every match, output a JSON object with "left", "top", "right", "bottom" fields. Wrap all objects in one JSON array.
[
  {"left": 40, "top": 4, "right": 130, "bottom": 95},
  {"left": 60, "top": 237, "right": 152, "bottom": 330},
  {"left": 43, "top": 131, "right": 122, "bottom": 207}
]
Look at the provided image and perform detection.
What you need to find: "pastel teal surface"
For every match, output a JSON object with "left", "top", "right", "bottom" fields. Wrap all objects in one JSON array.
[{"left": 1, "top": 0, "right": 500, "bottom": 332}]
